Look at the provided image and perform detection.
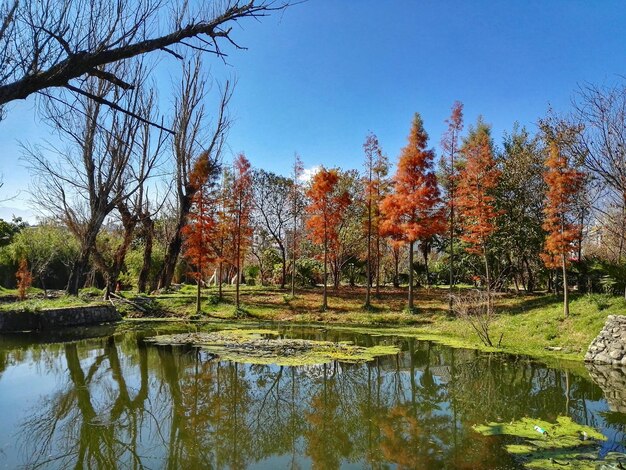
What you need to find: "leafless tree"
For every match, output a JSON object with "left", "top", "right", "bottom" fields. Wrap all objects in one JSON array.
[
  {"left": 25, "top": 61, "right": 161, "bottom": 295},
  {"left": 452, "top": 289, "right": 501, "bottom": 348},
  {"left": 252, "top": 169, "right": 293, "bottom": 288},
  {"left": 0, "top": 0, "right": 285, "bottom": 117},
  {"left": 572, "top": 82, "right": 626, "bottom": 260},
  {"left": 157, "top": 57, "right": 231, "bottom": 289},
  {"left": 91, "top": 89, "right": 167, "bottom": 298}
]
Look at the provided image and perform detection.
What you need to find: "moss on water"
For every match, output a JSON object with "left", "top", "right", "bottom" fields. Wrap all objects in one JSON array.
[
  {"left": 472, "top": 416, "right": 626, "bottom": 469},
  {"left": 145, "top": 329, "right": 400, "bottom": 366}
]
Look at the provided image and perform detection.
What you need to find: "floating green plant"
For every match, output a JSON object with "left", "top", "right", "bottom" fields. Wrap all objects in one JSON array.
[
  {"left": 472, "top": 416, "right": 626, "bottom": 469},
  {"left": 145, "top": 329, "right": 400, "bottom": 366}
]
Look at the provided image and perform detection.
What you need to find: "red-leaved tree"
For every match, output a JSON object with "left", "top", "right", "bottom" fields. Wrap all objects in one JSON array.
[
  {"left": 380, "top": 113, "right": 445, "bottom": 312},
  {"left": 16, "top": 258, "right": 32, "bottom": 301},
  {"left": 541, "top": 140, "right": 584, "bottom": 317},
  {"left": 306, "top": 168, "right": 351, "bottom": 311},
  {"left": 182, "top": 154, "right": 218, "bottom": 313},
  {"left": 456, "top": 120, "right": 500, "bottom": 315}
]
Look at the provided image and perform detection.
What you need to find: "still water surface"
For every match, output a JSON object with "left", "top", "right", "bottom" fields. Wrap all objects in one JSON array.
[{"left": 0, "top": 323, "right": 625, "bottom": 469}]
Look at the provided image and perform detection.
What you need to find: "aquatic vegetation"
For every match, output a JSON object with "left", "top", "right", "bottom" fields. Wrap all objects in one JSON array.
[
  {"left": 472, "top": 416, "right": 626, "bottom": 469},
  {"left": 145, "top": 328, "right": 400, "bottom": 366}
]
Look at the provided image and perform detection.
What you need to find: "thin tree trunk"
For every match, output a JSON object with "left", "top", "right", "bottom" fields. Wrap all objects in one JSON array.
[
  {"left": 280, "top": 247, "right": 287, "bottom": 289},
  {"left": 236, "top": 214, "right": 241, "bottom": 310},
  {"left": 291, "top": 211, "right": 297, "bottom": 296},
  {"left": 484, "top": 249, "right": 492, "bottom": 318},
  {"left": 422, "top": 243, "right": 430, "bottom": 289},
  {"left": 365, "top": 166, "right": 372, "bottom": 308},
  {"left": 375, "top": 233, "right": 381, "bottom": 297},
  {"left": 562, "top": 253, "right": 569, "bottom": 318},
  {"left": 393, "top": 247, "right": 400, "bottom": 288},
  {"left": 322, "top": 237, "right": 328, "bottom": 311},
  {"left": 408, "top": 241, "right": 414, "bottom": 312},
  {"left": 137, "top": 216, "right": 154, "bottom": 293},
  {"left": 449, "top": 191, "right": 454, "bottom": 311},
  {"left": 218, "top": 261, "right": 223, "bottom": 300},
  {"left": 291, "top": 215, "right": 298, "bottom": 297},
  {"left": 196, "top": 278, "right": 201, "bottom": 314}
]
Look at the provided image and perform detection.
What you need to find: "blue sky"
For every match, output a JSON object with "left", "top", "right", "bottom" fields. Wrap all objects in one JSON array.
[{"left": 1, "top": 0, "right": 625, "bottom": 221}]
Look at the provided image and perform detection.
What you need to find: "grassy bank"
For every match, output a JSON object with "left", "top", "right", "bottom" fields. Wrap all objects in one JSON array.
[
  {"left": 120, "top": 284, "right": 621, "bottom": 363},
  {"left": 2, "top": 284, "right": 620, "bottom": 363}
]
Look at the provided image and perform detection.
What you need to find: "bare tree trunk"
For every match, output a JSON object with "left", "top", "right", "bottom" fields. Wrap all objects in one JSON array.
[
  {"left": 291, "top": 217, "right": 297, "bottom": 296},
  {"left": 484, "top": 249, "right": 492, "bottom": 318},
  {"left": 562, "top": 253, "right": 569, "bottom": 318},
  {"left": 218, "top": 261, "right": 223, "bottom": 300},
  {"left": 408, "top": 241, "right": 415, "bottom": 312},
  {"left": 375, "top": 234, "right": 381, "bottom": 297},
  {"left": 280, "top": 247, "right": 287, "bottom": 290},
  {"left": 67, "top": 250, "right": 91, "bottom": 295},
  {"left": 365, "top": 167, "right": 373, "bottom": 309},
  {"left": 393, "top": 247, "right": 400, "bottom": 288},
  {"left": 322, "top": 238, "right": 328, "bottom": 311},
  {"left": 137, "top": 216, "right": 154, "bottom": 293}
]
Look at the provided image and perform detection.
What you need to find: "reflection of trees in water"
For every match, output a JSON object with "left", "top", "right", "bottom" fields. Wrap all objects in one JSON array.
[{"left": 11, "top": 334, "right": 614, "bottom": 469}]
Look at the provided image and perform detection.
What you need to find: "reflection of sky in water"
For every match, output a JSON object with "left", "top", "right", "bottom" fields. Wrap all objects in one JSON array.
[
  {"left": 586, "top": 399, "right": 626, "bottom": 457},
  {"left": 0, "top": 326, "right": 624, "bottom": 469}
]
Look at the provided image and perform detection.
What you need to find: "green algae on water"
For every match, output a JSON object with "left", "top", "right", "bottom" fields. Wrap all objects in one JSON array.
[
  {"left": 144, "top": 329, "right": 400, "bottom": 366},
  {"left": 472, "top": 416, "right": 626, "bottom": 469}
]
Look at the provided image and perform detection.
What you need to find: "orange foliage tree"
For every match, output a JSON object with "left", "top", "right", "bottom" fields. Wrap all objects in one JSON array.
[
  {"left": 440, "top": 101, "right": 464, "bottom": 307},
  {"left": 182, "top": 159, "right": 218, "bottom": 313},
  {"left": 541, "top": 140, "right": 584, "bottom": 317},
  {"left": 230, "top": 154, "right": 253, "bottom": 310},
  {"left": 306, "top": 168, "right": 351, "bottom": 311},
  {"left": 16, "top": 258, "right": 32, "bottom": 301},
  {"left": 380, "top": 113, "right": 445, "bottom": 312},
  {"left": 456, "top": 120, "right": 500, "bottom": 314}
]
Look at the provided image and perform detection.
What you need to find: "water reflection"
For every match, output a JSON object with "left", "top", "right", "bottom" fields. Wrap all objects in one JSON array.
[{"left": 0, "top": 328, "right": 623, "bottom": 469}]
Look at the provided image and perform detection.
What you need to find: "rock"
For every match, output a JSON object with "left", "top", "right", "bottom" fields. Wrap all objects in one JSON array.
[{"left": 586, "top": 315, "right": 626, "bottom": 365}]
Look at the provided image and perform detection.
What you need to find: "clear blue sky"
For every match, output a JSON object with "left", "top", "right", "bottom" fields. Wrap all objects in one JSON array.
[{"left": 1, "top": 0, "right": 625, "bottom": 220}]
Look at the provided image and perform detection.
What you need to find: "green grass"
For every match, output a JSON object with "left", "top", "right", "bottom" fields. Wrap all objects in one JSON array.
[
  {"left": 0, "top": 295, "right": 96, "bottom": 312},
  {"left": 2, "top": 283, "right": 619, "bottom": 364},
  {"left": 0, "top": 287, "right": 106, "bottom": 312},
  {"left": 116, "top": 285, "right": 621, "bottom": 363}
]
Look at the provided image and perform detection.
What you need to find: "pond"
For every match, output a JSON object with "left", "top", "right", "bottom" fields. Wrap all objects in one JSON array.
[{"left": 0, "top": 322, "right": 624, "bottom": 469}]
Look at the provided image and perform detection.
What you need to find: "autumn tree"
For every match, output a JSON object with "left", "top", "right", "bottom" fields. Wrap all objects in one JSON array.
[
  {"left": 15, "top": 257, "right": 31, "bottom": 300},
  {"left": 230, "top": 154, "right": 253, "bottom": 310},
  {"left": 456, "top": 119, "right": 500, "bottom": 314},
  {"left": 541, "top": 140, "right": 584, "bottom": 317},
  {"left": 182, "top": 154, "right": 219, "bottom": 314},
  {"left": 440, "top": 101, "right": 463, "bottom": 308},
  {"left": 306, "top": 168, "right": 351, "bottom": 311},
  {"left": 380, "top": 113, "right": 444, "bottom": 312},
  {"left": 363, "top": 132, "right": 389, "bottom": 306},
  {"left": 158, "top": 58, "right": 230, "bottom": 289},
  {"left": 328, "top": 169, "right": 364, "bottom": 290}
]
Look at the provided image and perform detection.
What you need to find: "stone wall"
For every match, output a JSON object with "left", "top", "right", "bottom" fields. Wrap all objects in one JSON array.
[
  {"left": 585, "top": 315, "right": 626, "bottom": 366},
  {"left": 0, "top": 305, "right": 121, "bottom": 332}
]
